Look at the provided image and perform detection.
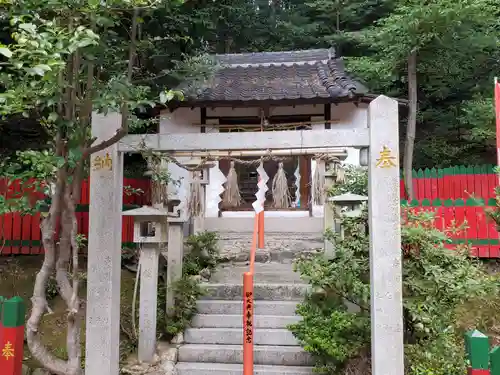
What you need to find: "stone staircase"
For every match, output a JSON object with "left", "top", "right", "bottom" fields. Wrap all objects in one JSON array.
[{"left": 175, "top": 262, "right": 314, "bottom": 375}]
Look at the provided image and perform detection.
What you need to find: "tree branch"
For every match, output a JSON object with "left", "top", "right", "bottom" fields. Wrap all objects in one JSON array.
[{"left": 82, "top": 127, "right": 127, "bottom": 157}]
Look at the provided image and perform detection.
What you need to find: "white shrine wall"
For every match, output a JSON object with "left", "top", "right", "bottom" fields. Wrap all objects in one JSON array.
[{"left": 158, "top": 102, "right": 366, "bottom": 224}]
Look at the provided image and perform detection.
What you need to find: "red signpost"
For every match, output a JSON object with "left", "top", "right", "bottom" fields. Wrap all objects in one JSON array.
[
  {"left": 0, "top": 297, "right": 26, "bottom": 375},
  {"left": 243, "top": 214, "right": 260, "bottom": 375}
]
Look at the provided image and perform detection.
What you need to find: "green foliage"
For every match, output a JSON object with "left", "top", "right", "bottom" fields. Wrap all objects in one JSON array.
[
  {"left": 183, "top": 231, "right": 220, "bottom": 275},
  {"left": 2, "top": 0, "right": 500, "bottom": 168},
  {"left": 406, "top": 331, "right": 467, "bottom": 375},
  {"left": 401, "top": 210, "right": 495, "bottom": 337},
  {"left": 289, "top": 209, "right": 496, "bottom": 373},
  {"left": 343, "top": 0, "right": 500, "bottom": 167},
  {"left": 158, "top": 231, "right": 220, "bottom": 339},
  {"left": 0, "top": 151, "right": 58, "bottom": 215},
  {"left": 123, "top": 185, "right": 144, "bottom": 197},
  {"left": 161, "top": 275, "right": 204, "bottom": 338},
  {"left": 46, "top": 276, "right": 59, "bottom": 301},
  {"left": 117, "top": 231, "right": 220, "bottom": 346},
  {"left": 290, "top": 295, "right": 370, "bottom": 372},
  {"left": 329, "top": 165, "right": 368, "bottom": 197},
  {"left": 289, "top": 214, "right": 371, "bottom": 373}
]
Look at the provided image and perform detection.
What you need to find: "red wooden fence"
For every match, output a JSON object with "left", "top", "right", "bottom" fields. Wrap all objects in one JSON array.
[
  {"left": 1, "top": 164, "right": 500, "bottom": 257},
  {"left": 404, "top": 198, "right": 500, "bottom": 258},
  {"left": 0, "top": 178, "right": 151, "bottom": 255},
  {"left": 400, "top": 165, "right": 498, "bottom": 200}
]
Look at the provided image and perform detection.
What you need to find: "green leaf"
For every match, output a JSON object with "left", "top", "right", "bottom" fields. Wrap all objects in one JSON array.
[
  {"left": 47, "top": 112, "right": 58, "bottom": 122},
  {"left": 0, "top": 47, "right": 12, "bottom": 58},
  {"left": 77, "top": 38, "right": 97, "bottom": 48},
  {"left": 34, "top": 64, "right": 51, "bottom": 73},
  {"left": 159, "top": 91, "right": 170, "bottom": 104},
  {"left": 18, "top": 23, "right": 37, "bottom": 33},
  {"left": 68, "top": 148, "right": 83, "bottom": 167},
  {"left": 55, "top": 157, "right": 66, "bottom": 169},
  {"left": 27, "top": 64, "right": 51, "bottom": 76}
]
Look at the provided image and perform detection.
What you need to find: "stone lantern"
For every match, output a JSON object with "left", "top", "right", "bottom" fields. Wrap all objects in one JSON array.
[
  {"left": 324, "top": 193, "right": 368, "bottom": 258},
  {"left": 126, "top": 205, "right": 170, "bottom": 244},
  {"left": 330, "top": 192, "right": 368, "bottom": 214},
  {"left": 123, "top": 205, "right": 170, "bottom": 363}
]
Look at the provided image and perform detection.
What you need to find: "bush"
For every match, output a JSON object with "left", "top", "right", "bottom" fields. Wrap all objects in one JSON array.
[
  {"left": 329, "top": 165, "right": 368, "bottom": 197},
  {"left": 159, "top": 275, "right": 204, "bottom": 339},
  {"left": 405, "top": 331, "right": 466, "bottom": 375},
  {"left": 119, "top": 231, "right": 220, "bottom": 349},
  {"left": 183, "top": 231, "right": 219, "bottom": 275},
  {"left": 160, "top": 231, "right": 220, "bottom": 339},
  {"left": 289, "top": 209, "right": 496, "bottom": 374}
]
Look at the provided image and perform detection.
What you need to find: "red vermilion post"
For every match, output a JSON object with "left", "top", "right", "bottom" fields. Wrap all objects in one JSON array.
[
  {"left": 0, "top": 296, "right": 26, "bottom": 375},
  {"left": 243, "top": 215, "right": 259, "bottom": 375},
  {"left": 258, "top": 211, "right": 264, "bottom": 249},
  {"left": 243, "top": 272, "right": 254, "bottom": 375}
]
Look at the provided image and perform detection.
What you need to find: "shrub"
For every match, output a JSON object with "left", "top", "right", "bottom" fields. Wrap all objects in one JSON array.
[
  {"left": 120, "top": 231, "right": 220, "bottom": 349},
  {"left": 329, "top": 165, "right": 368, "bottom": 197},
  {"left": 160, "top": 231, "right": 220, "bottom": 339},
  {"left": 183, "top": 231, "right": 219, "bottom": 275},
  {"left": 405, "top": 331, "right": 466, "bottom": 375},
  {"left": 159, "top": 275, "right": 204, "bottom": 339},
  {"left": 289, "top": 209, "right": 496, "bottom": 374}
]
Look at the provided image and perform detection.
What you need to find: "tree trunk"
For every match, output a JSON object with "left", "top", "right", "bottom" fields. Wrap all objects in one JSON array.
[
  {"left": 403, "top": 50, "right": 418, "bottom": 199},
  {"left": 27, "top": 173, "right": 70, "bottom": 375},
  {"left": 27, "top": 158, "right": 83, "bottom": 375}
]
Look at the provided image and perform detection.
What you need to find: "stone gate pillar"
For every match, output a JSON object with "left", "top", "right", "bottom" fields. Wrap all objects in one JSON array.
[
  {"left": 368, "top": 96, "right": 404, "bottom": 375},
  {"left": 85, "top": 112, "right": 124, "bottom": 375}
]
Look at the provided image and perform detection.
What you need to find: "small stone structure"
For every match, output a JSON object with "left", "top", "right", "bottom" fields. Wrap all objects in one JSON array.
[
  {"left": 324, "top": 192, "right": 368, "bottom": 258},
  {"left": 122, "top": 205, "right": 187, "bottom": 364},
  {"left": 123, "top": 206, "right": 169, "bottom": 363}
]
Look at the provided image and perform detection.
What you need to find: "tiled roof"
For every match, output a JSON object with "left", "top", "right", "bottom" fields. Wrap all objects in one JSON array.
[{"left": 180, "top": 48, "right": 367, "bottom": 103}]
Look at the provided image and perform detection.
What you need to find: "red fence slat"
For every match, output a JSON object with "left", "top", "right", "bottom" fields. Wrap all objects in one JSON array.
[
  {"left": 10, "top": 180, "right": 22, "bottom": 255},
  {"left": 476, "top": 207, "right": 489, "bottom": 258},
  {"left": 31, "top": 212, "right": 42, "bottom": 254}
]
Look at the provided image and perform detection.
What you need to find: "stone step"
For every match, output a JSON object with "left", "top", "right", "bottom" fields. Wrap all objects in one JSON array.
[
  {"left": 196, "top": 300, "right": 299, "bottom": 316},
  {"left": 192, "top": 314, "right": 301, "bottom": 328},
  {"left": 178, "top": 344, "right": 313, "bottom": 366},
  {"left": 211, "top": 264, "right": 303, "bottom": 284},
  {"left": 200, "top": 283, "right": 309, "bottom": 301},
  {"left": 176, "top": 362, "right": 315, "bottom": 375},
  {"left": 218, "top": 244, "right": 322, "bottom": 264},
  {"left": 185, "top": 328, "right": 299, "bottom": 346}
]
